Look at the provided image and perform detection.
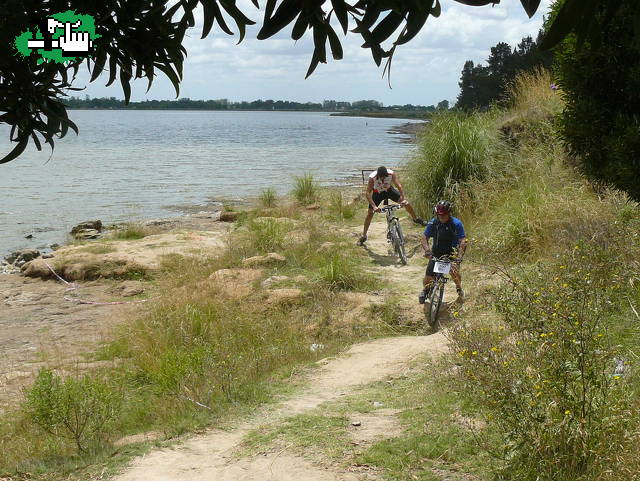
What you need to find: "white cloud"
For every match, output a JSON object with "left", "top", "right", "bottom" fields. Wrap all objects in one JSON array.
[{"left": 74, "top": 0, "right": 554, "bottom": 105}]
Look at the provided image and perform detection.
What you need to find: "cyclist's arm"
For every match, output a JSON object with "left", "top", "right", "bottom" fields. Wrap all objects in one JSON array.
[
  {"left": 366, "top": 178, "right": 378, "bottom": 210},
  {"left": 455, "top": 221, "right": 467, "bottom": 259},
  {"left": 456, "top": 238, "right": 467, "bottom": 259},
  {"left": 421, "top": 233, "right": 432, "bottom": 256},
  {"left": 391, "top": 172, "right": 406, "bottom": 201}
]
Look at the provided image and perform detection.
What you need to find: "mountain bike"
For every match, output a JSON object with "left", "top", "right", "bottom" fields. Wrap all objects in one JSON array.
[
  {"left": 378, "top": 199, "right": 408, "bottom": 265},
  {"left": 424, "top": 255, "right": 454, "bottom": 331}
]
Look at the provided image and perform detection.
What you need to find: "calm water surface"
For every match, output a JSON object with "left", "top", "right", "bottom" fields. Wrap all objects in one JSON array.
[{"left": 0, "top": 110, "right": 417, "bottom": 255}]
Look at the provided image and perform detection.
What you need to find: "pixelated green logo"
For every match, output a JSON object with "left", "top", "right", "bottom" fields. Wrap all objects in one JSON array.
[{"left": 14, "top": 10, "right": 100, "bottom": 64}]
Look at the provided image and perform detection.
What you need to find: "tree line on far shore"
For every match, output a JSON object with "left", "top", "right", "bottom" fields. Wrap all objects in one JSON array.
[{"left": 64, "top": 96, "right": 451, "bottom": 113}]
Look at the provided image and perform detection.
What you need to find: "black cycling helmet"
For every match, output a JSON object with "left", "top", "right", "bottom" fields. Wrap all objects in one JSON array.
[
  {"left": 434, "top": 200, "right": 452, "bottom": 215},
  {"left": 376, "top": 166, "right": 389, "bottom": 177}
]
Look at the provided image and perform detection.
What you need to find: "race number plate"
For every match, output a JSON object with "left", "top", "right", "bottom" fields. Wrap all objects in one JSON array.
[{"left": 434, "top": 261, "right": 451, "bottom": 274}]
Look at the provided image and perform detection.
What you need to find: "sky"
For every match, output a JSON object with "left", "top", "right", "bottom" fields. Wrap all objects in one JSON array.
[{"left": 73, "top": 0, "right": 554, "bottom": 107}]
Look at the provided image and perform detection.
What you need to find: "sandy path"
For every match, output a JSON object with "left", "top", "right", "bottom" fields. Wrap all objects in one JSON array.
[{"left": 114, "top": 219, "right": 450, "bottom": 481}]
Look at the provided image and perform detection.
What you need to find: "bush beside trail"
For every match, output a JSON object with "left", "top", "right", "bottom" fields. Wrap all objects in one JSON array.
[{"left": 406, "top": 68, "right": 640, "bottom": 480}]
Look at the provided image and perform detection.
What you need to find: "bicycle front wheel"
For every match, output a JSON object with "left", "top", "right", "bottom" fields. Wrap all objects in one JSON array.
[
  {"left": 427, "top": 279, "right": 445, "bottom": 331},
  {"left": 391, "top": 220, "right": 408, "bottom": 265}
]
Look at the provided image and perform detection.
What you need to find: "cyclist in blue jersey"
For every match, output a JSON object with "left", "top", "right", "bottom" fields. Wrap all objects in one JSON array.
[{"left": 419, "top": 200, "right": 467, "bottom": 304}]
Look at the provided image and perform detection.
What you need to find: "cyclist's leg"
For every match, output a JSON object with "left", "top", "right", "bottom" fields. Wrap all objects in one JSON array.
[
  {"left": 419, "top": 260, "right": 436, "bottom": 303},
  {"left": 451, "top": 262, "right": 464, "bottom": 299},
  {"left": 450, "top": 262, "right": 461, "bottom": 288},
  {"left": 389, "top": 188, "right": 424, "bottom": 224},
  {"left": 360, "top": 192, "right": 382, "bottom": 244},
  {"left": 361, "top": 208, "right": 374, "bottom": 236}
]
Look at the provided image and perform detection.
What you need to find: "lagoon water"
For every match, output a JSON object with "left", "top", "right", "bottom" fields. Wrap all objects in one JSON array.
[{"left": 0, "top": 110, "right": 417, "bottom": 255}]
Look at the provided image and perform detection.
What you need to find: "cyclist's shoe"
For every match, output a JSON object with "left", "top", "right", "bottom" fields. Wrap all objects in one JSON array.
[
  {"left": 418, "top": 288, "right": 429, "bottom": 304},
  {"left": 456, "top": 287, "right": 465, "bottom": 302},
  {"left": 413, "top": 217, "right": 427, "bottom": 226},
  {"left": 357, "top": 234, "right": 367, "bottom": 246}
]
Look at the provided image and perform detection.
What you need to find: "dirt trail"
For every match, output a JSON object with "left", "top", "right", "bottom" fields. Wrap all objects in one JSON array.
[{"left": 114, "top": 219, "right": 451, "bottom": 481}]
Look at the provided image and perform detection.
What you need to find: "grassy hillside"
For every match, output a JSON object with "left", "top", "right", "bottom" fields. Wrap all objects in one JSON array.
[{"left": 405, "top": 68, "right": 640, "bottom": 480}]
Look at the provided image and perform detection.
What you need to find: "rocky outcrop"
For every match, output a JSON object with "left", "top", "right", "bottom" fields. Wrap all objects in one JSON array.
[
  {"left": 20, "top": 258, "right": 53, "bottom": 279},
  {"left": 265, "top": 288, "right": 303, "bottom": 305},
  {"left": 241, "top": 252, "right": 286, "bottom": 267},
  {"left": 219, "top": 212, "right": 238, "bottom": 222},
  {"left": 109, "top": 280, "right": 145, "bottom": 297},
  {"left": 70, "top": 220, "right": 102, "bottom": 235},
  {"left": 73, "top": 229, "right": 101, "bottom": 240},
  {"left": 4, "top": 248, "right": 41, "bottom": 267}
]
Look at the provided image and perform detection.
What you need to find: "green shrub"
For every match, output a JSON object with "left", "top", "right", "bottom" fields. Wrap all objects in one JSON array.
[
  {"left": 111, "top": 223, "right": 151, "bottom": 240},
  {"left": 24, "top": 369, "right": 121, "bottom": 453},
  {"left": 259, "top": 188, "right": 277, "bottom": 208},
  {"left": 327, "top": 191, "right": 355, "bottom": 220},
  {"left": 314, "top": 252, "right": 374, "bottom": 291},
  {"left": 449, "top": 242, "right": 640, "bottom": 480},
  {"left": 243, "top": 217, "right": 292, "bottom": 254},
  {"left": 292, "top": 173, "right": 319, "bottom": 206},
  {"left": 554, "top": 1, "right": 640, "bottom": 200}
]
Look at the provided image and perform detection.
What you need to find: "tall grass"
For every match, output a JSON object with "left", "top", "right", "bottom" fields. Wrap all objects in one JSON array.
[
  {"left": 404, "top": 110, "right": 510, "bottom": 216},
  {"left": 507, "top": 67, "right": 564, "bottom": 121},
  {"left": 327, "top": 190, "right": 356, "bottom": 221},
  {"left": 111, "top": 223, "right": 153, "bottom": 240},
  {"left": 259, "top": 188, "right": 277, "bottom": 208},
  {"left": 291, "top": 173, "right": 319, "bottom": 205}
]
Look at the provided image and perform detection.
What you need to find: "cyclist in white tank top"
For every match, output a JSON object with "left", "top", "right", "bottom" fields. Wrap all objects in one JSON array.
[
  {"left": 370, "top": 169, "right": 394, "bottom": 192},
  {"left": 358, "top": 166, "right": 425, "bottom": 246}
]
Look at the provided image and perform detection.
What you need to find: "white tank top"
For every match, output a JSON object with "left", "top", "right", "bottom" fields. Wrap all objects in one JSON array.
[{"left": 370, "top": 169, "right": 394, "bottom": 192}]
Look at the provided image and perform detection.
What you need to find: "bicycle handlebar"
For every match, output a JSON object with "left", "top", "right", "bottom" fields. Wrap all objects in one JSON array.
[{"left": 378, "top": 204, "right": 404, "bottom": 213}]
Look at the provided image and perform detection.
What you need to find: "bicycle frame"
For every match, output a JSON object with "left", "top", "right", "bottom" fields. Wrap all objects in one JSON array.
[
  {"left": 377, "top": 199, "right": 407, "bottom": 264},
  {"left": 425, "top": 255, "right": 452, "bottom": 330}
]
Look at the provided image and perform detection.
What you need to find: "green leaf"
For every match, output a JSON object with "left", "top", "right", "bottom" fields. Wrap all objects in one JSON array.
[
  {"left": 327, "top": 26, "right": 343, "bottom": 59},
  {"left": 312, "top": 24, "right": 328, "bottom": 63},
  {"left": 291, "top": 11, "right": 309, "bottom": 40},
  {"left": 105, "top": 54, "right": 118, "bottom": 87},
  {"left": 371, "top": 10, "right": 405, "bottom": 44},
  {"left": 358, "top": 6, "right": 381, "bottom": 31},
  {"left": 89, "top": 49, "right": 108, "bottom": 82},
  {"left": 120, "top": 68, "right": 132, "bottom": 104},
  {"left": 156, "top": 63, "right": 182, "bottom": 98},
  {"left": 201, "top": 0, "right": 217, "bottom": 38},
  {"left": 539, "top": 0, "right": 584, "bottom": 49},
  {"left": 331, "top": 0, "right": 349, "bottom": 34},
  {"left": 431, "top": 0, "right": 441, "bottom": 18},
  {"left": 210, "top": 1, "right": 235, "bottom": 36},
  {"left": 257, "top": 0, "right": 301, "bottom": 39},
  {"left": 452, "top": 0, "right": 497, "bottom": 6},
  {"left": 305, "top": 52, "right": 320, "bottom": 78},
  {"left": 395, "top": 9, "right": 429, "bottom": 45},
  {"left": 519, "top": 0, "right": 541, "bottom": 18},
  {"left": 0, "top": 136, "right": 28, "bottom": 164}
]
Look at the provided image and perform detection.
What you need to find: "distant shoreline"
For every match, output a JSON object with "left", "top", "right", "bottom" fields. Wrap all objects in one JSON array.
[
  {"left": 330, "top": 111, "right": 428, "bottom": 120},
  {"left": 66, "top": 107, "right": 428, "bottom": 120}
]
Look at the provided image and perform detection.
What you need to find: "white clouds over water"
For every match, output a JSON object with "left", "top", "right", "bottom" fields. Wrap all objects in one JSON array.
[{"left": 75, "top": 0, "right": 553, "bottom": 105}]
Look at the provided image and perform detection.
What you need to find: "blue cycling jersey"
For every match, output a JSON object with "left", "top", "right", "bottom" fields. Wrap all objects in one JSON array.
[{"left": 424, "top": 216, "right": 466, "bottom": 250}]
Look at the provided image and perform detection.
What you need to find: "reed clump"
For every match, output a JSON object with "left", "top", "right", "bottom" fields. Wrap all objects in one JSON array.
[
  {"left": 405, "top": 110, "right": 510, "bottom": 216},
  {"left": 259, "top": 188, "right": 277, "bottom": 208},
  {"left": 292, "top": 173, "right": 320, "bottom": 205}
]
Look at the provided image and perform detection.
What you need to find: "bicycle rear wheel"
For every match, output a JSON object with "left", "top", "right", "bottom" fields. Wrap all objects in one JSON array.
[
  {"left": 391, "top": 220, "right": 408, "bottom": 265},
  {"left": 427, "top": 279, "right": 445, "bottom": 331}
]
